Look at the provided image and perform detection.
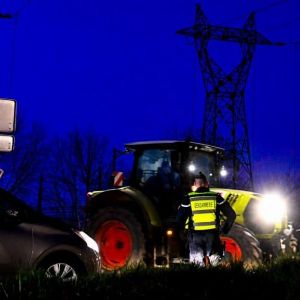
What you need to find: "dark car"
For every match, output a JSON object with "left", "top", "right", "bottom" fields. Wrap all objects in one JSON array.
[{"left": 0, "top": 188, "right": 100, "bottom": 281}]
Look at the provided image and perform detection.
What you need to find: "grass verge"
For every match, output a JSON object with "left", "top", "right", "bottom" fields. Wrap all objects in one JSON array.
[{"left": 0, "top": 255, "right": 299, "bottom": 299}]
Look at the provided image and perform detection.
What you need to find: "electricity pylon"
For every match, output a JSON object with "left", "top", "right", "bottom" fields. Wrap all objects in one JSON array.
[{"left": 177, "top": 4, "right": 283, "bottom": 189}]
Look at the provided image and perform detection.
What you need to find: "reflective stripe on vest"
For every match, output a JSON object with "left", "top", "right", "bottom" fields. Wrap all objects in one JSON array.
[{"left": 187, "top": 192, "right": 217, "bottom": 230}]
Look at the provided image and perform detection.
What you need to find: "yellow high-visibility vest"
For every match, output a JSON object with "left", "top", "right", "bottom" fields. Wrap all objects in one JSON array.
[{"left": 186, "top": 191, "right": 217, "bottom": 230}]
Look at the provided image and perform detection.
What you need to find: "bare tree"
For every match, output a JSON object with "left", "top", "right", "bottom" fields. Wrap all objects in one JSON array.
[
  {"left": 46, "top": 129, "right": 110, "bottom": 228},
  {"left": 0, "top": 122, "right": 48, "bottom": 202}
]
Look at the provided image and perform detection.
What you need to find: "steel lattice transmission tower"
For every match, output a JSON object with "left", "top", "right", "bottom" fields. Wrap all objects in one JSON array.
[{"left": 177, "top": 4, "right": 283, "bottom": 189}]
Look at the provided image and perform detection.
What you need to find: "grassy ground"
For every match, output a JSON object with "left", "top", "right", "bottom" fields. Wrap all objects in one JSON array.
[{"left": 1, "top": 256, "right": 300, "bottom": 299}]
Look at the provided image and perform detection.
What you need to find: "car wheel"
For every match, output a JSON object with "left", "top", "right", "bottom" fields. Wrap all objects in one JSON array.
[{"left": 42, "top": 260, "right": 82, "bottom": 282}]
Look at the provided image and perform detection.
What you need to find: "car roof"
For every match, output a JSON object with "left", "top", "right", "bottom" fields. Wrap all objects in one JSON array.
[
  {"left": 0, "top": 187, "right": 37, "bottom": 207},
  {"left": 125, "top": 140, "right": 224, "bottom": 154}
]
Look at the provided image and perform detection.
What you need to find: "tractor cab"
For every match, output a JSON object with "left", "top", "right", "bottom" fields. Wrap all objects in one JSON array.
[{"left": 124, "top": 140, "right": 226, "bottom": 217}]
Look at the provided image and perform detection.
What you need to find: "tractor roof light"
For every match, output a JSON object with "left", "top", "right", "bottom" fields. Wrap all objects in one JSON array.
[
  {"left": 220, "top": 166, "right": 228, "bottom": 177},
  {"left": 188, "top": 163, "right": 196, "bottom": 172}
]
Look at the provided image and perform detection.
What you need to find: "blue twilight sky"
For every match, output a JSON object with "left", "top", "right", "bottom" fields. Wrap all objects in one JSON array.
[{"left": 0, "top": 0, "right": 299, "bottom": 191}]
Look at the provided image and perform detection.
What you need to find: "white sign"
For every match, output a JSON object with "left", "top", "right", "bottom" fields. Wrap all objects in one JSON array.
[
  {"left": 0, "top": 99, "right": 17, "bottom": 133},
  {"left": 0, "top": 135, "right": 14, "bottom": 152}
]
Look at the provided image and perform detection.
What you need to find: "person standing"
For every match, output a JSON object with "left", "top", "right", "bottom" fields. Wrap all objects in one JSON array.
[{"left": 176, "top": 172, "right": 236, "bottom": 266}]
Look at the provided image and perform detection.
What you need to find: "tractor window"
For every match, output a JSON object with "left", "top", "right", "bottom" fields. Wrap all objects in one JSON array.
[
  {"left": 186, "top": 151, "right": 219, "bottom": 187},
  {"left": 135, "top": 149, "right": 183, "bottom": 217},
  {"left": 136, "top": 149, "right": 171, "bottom": 185}
]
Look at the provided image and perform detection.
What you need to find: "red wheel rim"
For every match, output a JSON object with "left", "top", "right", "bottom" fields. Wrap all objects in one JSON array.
[
  {"left": 220, "top": 236, "right": 242, "bottom": 261},
  {"left": 95, "top": 220, "right": 133, "bottom": 270}
]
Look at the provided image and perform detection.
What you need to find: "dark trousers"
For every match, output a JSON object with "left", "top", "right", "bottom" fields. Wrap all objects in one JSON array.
[{"left": 188, "top": 230, "right": 222, "bottom": 265}]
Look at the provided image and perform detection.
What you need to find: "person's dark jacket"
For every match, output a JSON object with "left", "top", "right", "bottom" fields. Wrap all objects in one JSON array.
[{"left": 176, "top": 186, "right": 236, "bottom": 234}]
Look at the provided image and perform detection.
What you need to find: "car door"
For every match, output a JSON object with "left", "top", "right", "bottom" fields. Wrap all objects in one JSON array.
[{"left": 0, "top": 190, "right": 34, "bottom": 274}]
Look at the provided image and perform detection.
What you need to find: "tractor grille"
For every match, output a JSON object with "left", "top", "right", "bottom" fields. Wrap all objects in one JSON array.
[{"left": 243, "top": 198, "right": 275, "bottom": 234}]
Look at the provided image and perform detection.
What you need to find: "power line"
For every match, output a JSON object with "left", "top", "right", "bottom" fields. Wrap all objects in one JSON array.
[
  {"left": 252, "top": 0, "right": 288, "bottom": 14},
  {"left": 261, "top": 16, "right": 300, "bottom": 34},
  {"left": 287, "top": 40, "right": 300, "bottom": 45},
  {"left": 219, "top": 0, "right": 288, "bottom": 24},
  {"left": 215, "top": 1, "right": 300, "bottom": 46}
]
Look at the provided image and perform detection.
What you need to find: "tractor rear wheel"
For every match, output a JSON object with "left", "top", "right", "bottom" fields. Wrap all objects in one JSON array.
[
  {"left": 220, "top": 223, "right": 263, "bottom": 268},
  {"left": 86, "top": 207, "right": 146, "bottom": 271}
]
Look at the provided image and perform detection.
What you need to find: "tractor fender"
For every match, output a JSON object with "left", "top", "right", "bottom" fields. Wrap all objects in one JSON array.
[{"left": 86, "top": 186, "right": 162, "bottom": 227}]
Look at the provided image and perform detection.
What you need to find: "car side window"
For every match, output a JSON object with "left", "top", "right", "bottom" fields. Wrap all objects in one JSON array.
[
  {"left": 0, "top": 197, "right": 14, "bottom": 224},
  {"left": 137, "top": 150, "right": 171, "bottom": 186},
  {"left": 0, "top": 192, "right": 30, "bottom": 224}
]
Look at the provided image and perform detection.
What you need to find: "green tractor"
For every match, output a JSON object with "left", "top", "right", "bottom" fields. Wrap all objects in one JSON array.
[{"left": 85, "top": 140, "right": 297, "bottom": 271}]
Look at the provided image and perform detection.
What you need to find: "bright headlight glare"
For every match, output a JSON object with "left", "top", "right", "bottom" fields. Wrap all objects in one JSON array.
[
  {"left": 76, "top": 231, "right": 99, "bottom": 253},
  {"left": 258, "top": 193, "right": 286, "bottom": 223},
  {"left": 188, "top": 163, "right": 196, "bottom": 172}
]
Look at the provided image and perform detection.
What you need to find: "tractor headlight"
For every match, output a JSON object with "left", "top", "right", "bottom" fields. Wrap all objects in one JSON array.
[{"left": 257, "top": 192, "right": 287, "bottom": 224}]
